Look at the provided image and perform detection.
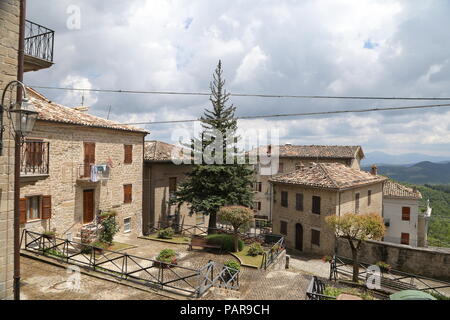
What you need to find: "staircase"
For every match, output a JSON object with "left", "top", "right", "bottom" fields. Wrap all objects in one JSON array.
[{"left": 73, "top": 221, "right": 103, "bottom": 244}]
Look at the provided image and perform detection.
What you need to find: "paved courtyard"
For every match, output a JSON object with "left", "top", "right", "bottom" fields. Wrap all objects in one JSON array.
[{"left": 20, "top": 233, "right": 316, "bottom": 300}]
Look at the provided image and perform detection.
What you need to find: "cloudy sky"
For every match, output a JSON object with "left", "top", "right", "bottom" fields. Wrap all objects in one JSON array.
[{"left": 25, "top": 0, "right": 450, "bottom": 157}]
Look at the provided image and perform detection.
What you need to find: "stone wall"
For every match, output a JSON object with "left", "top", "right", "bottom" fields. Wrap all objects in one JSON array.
[
  {"left": 0, "top": 0, "right": 19, "bottom": 300},
  {"left": 337, "top": 238, "right": 450, "bottom": 281},
  {"left": 143, "top": 161, "right": 208, "bottom": 235},
  {"left": 20, "top": 121, "right": 146, "bottom": 239}
]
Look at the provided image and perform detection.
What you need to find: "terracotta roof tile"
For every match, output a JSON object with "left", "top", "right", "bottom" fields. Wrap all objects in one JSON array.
[
  {"left": 144, "top": 140, "right": 188, "bottom": 162},
  {"left": 250, "top": 145, "right": 364, "bottom": 159},
  {"left": 270, "top": 162, "right": 386, "bottom": 190},
  {"left": 27, "top": 87, "right": 148, "bottom": 134},
  {"left": 383, "top": 180, "right": 422, "bottom": 199}
]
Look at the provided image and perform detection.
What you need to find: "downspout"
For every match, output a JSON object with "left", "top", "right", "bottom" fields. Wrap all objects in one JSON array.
[{"left": 14, "top": 0, "right": 26, "bottom": 301}]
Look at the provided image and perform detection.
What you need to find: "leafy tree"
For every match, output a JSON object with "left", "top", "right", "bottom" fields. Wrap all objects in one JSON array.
[
  {"left": 326, "top": 213, "right": 385, "bottom": 282},
  {"left": 170, "top": 61, "right": 254, "bottom": 233},
  {"left": 218, "top": 206, "right": 254, "bottom": 252}
]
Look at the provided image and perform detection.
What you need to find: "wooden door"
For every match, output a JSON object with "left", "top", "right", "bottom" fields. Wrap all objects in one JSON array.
[
  {"left": 295, "top": 223, "right": 303, "bottom": 251},
  {"left": 83, "top": 142, "right": 95, "bottom": 177},
  {"left": 83, "top": 189, "right": 95, "bottom": 224}
]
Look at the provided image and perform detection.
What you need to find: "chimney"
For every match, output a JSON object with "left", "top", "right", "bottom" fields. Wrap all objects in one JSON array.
[
  {"left": 72, "top": 106, "right": 89, "bottom": 113},
  {"left": 370, "top": 164, "right": 378, "bottom": 175}
]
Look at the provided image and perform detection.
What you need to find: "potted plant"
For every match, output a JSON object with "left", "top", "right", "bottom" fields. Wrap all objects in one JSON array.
[
  {"left": 42, "top": 229, "right": 56, "bottom": 241},
  {"left": 154, "top": 249, "right": 178, "bottom": 268},
  {"left": 376, "top": 261, "right": 391, "bottom": 273}
]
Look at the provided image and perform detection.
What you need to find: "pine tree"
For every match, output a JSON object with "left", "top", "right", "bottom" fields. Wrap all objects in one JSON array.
[{"left": 171, "top": 60, "right": 254, "bottom": 233}]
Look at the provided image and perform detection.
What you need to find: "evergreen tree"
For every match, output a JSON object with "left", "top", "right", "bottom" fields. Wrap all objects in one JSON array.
[{"left": 171, "top": 60, "right": 254, "bottom": 233}]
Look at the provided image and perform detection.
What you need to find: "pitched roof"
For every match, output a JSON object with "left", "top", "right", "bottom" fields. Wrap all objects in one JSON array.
[
  {"left": 269, "top": 162, "right": 386, "bottom": 190},
  {"left": 383, "top": 180, "right": 422, "bottom": 199},
  {"left": 250, "top": 145, "right": 364, "bottom": 159},
  {"left": 27, "top": 87, "right": 148, "bottom": 134},
  {"left": 144, "top": 140, "right": 188, "bottom": 162}
]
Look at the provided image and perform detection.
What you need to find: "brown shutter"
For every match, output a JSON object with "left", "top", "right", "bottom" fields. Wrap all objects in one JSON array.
[
  {"left": 124, "top": 145, "right": 133, "bottom": 164},
  {"left": 84, "top": 142, "right": 95, "bottom": 177},
  {"left": 41, "top": 195, "right": 52, "bottom": 219},
  {"left": 19, "top": 198, "right": 27, "bottom": 224},
  {"left": 124, "top": 184, "right": 132, "bottom": 203}
]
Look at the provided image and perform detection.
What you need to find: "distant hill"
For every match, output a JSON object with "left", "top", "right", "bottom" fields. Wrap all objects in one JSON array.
[
  {"left": 362, "top": 161, "right": 450, "bottom": 184},
  {"left": 362, "top": 151, "right": 450, "bottom": 166}
]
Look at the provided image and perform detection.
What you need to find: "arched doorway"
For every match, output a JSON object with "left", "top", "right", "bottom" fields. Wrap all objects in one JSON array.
[{"left": 295, "top": 223, "right": 303, "bottom": 251}]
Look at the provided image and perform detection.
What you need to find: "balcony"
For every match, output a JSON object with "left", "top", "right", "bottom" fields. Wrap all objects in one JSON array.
[
  {"left": 77, "top": 164, "right": 111, "bottom": 183},
  {"left": 20, "top": 140, "right": 49, "bottom": 178},
  {"left": 24, "top": 20, "right": 55, "bottom": 72}
]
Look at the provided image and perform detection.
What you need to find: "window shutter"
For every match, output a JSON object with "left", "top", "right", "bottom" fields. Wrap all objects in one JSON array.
[
  {"left": 124, "top": 184, "right": 132, "bottom": 203},
  {"left": 124, "top": 145, "right": 133, "bottom": 164},
  {"left": 19, "top": 198, "right": 27, "bottom": 224},
  {"left": 41, "top": 195, "right": 52, "bottom": 219}
]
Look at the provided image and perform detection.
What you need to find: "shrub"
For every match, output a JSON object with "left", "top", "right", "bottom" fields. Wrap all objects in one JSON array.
[
  {"left": 98, "top": 213, "right": 120, "bottom": 244},
  {"left": 156, "top": 249, "right": 177, "bottom": 264},
  {"left": 247, "top": 242, "right": 264, "bottom": 256},
  {"left": 224, "top": 260, "right": 240, "bottom": 275},
  {"left": 206, "top": 234, "right": 244, "bottom": 252},
  {"left": 158, "top": 227, "right": 175, "bottom": 239},
  {"left": 376, "top": 261, "right": 391, "bottom": 271}
]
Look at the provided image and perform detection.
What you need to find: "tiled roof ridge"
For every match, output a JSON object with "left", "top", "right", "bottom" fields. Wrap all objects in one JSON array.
[{"left": 317, "top": 162, "right": 340, "bottom": 189}]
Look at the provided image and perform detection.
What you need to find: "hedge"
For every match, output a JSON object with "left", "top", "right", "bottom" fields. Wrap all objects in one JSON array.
[{"left": 206, "top": 234, "right": 244, "bottom": 252}]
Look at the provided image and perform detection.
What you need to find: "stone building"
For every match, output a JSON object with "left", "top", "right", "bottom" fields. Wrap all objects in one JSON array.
[
  {"left": 269, "top": 162, "right": 386, "bottom": 255},
  {"left": 1, "top": 1, "right": 55, "bottom": 300},
  {"left": 382, "top": 179, "right": 431, "bottom": 247},
  {"left": 19, "top": 88, "right": 147, "bottom": 241},
  {"left": 143, "top": 140, "right": 207, "bottom": 235},
  {"left": 252, "top": 144, "right": 365, "bottom": 220}
]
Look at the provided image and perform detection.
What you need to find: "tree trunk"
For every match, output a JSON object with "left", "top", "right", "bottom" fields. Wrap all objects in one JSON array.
[
  {"left": 351, "top": 248, "right": 359, "bottom": 283},
  {"left": 234, "top": 230, "right": 239, "bottom": 252},
  {"left": 208, "top": 212, "right": 217, "bottom": 234}
]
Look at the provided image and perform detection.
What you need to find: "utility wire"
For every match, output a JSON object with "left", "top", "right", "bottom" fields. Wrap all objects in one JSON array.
[
  {"left": 118, "top": 102, "right": 450, "bottom": 125},
  {"left": 29, "top": 85, "right": 450, "bottom": 101}
]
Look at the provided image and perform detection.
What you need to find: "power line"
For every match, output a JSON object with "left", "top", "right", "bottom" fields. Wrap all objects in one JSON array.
[
  {"left": 29, "top": 85, "right": 450, "bottom": 101},
  {"left": 118, "top": 102, "right": 450, "bottom": 125}
]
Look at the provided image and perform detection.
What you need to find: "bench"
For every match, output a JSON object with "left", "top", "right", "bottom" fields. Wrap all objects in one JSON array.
[{"left": 188, "top": 236, "right": 222, "bottom": 252}]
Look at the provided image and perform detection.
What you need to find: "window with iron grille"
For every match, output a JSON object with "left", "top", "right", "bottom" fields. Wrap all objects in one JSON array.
[
  {"left": 311, "top": 229, "right": 320, "bottom": 246},
  {"left": 402, "top": 207, "right": 410, "bottom": 221},
  {"left": 296, "top": 193, "right": 304, "bottom": 211},
  {"left": 280, "top": 221, "right": 288, "bottom": 235},
  {"left": 281, "top": 191, "right": 288, "bottom": 207},
  {"left": 21, "top": 140, "right": 49, "bottom": 176},
  {"left": 312, "top": 196, "right": 321, "bottom": 214}
]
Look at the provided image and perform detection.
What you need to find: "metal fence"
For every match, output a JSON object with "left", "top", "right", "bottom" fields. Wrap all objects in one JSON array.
[
  {"left": 261, "top": 235, "right": 285, "bottom": 270},
  {"left": 330, "top": 255, "right": 450, "bottom": 298},
  {"left": 306, "top": 276, "right": 336, "bottom": 300},
  {"left": 22, "top": 230, "right": 239, "bottom": 297}
]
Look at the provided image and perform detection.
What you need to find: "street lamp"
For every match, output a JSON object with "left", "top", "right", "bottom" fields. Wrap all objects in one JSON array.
[{"left": 1, "top": 80, "right": 38, "bottom": 301}]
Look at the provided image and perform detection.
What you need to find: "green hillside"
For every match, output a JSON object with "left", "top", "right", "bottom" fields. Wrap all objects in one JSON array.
[{"left": 413, "top": 184, "right": 450, "bottom": 247}]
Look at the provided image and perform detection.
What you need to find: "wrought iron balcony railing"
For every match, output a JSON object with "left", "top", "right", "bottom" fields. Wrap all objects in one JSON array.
[
  {"left": 24, "top": 20, "right": 54, "bottom": 63},
  {"left": 20, "top": 140, "right": 50, "bottom": 176}
]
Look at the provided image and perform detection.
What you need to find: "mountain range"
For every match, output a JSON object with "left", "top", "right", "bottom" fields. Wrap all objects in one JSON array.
[{"left": 362, "top": 151, "right": 450, "bottom": 166}]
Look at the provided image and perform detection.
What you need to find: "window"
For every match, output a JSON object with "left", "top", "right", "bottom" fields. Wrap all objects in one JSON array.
[
  {"left": 123, "top": 184, "right": 132, "bottom": 203},
  {"left": 83, "top": 142, "right": 95, "bottom": 178},
  {"left": 280, "top": 221, "right": 288, "bottom": 235},
  {"left": 27, "top": 196, "right": 41, "bottom": 220},
  {"left": 124, "top": 145, "right": 133, "bottom": 164},
  {"left": 312, "top": 196, "right": 321, "bottom": 214},
  {"left": 401, "top": 233, "right": 410, "bottom": 245},
  {"left": 368, "top": 190, "right": 372, "bottom": 206},
  {"left": 296, "top": 193, "right": 304, "bottom": 211},
  {"left": 281, "top": 191, "right": 288, "bottom": 207},
  {"left": 355, "top": 193, "right": 360, "bottom": 213},
  {"left": 255, "top": 182, "right": 262, "bottom": 192},
  {"left": 169, "top": 177, "right": 177, "bottom": 198},
  {"left": 123, "top": 217, "right": 131, "bottom": 233},
  {"left": 402, "top": 207, "right": 411, "bottom": 221},
  {"left": 19, "top": 195, "right": 52, "bottom": 224},
  {"left": 278, "top": 162, "right": 284, "bottom": 173},
  {"left": 311, "top": 229, "right": 320, "bottom": 246},
  {"left": 24, "top": 139, "right": 44, "bottom": 167}
]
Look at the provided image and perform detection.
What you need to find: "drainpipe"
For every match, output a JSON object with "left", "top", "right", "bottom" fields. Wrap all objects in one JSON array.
[{"left": 14, "top": 0, "right": 26, "bottom": 301}]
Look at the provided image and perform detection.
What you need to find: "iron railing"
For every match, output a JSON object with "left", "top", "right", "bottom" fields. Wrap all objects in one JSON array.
[
  {"left": 306, "top": 276, "right": 336, "bottom": 300},
  {"left": 22, "top": 230, "right": 239, "bottom": 297},
  {"left": 261, "top": 235, "right": 285, "bottom": 270},
  {"left": 20, "top": 140, "right": 49, "bottom": 176},
  {"left": 330, "top": 255, "right": 450, "bottom": 298},
  {"left": 25, "top": 20, "right": 54, "bottom": 62}
]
